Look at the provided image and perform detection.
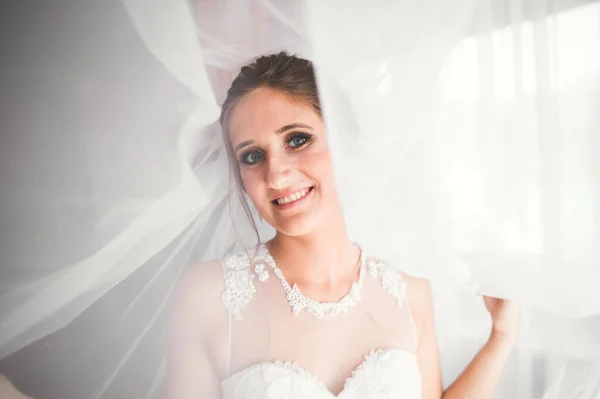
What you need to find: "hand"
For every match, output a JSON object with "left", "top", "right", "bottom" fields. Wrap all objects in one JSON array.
[{"left": 482, "top": 296, "right": 520, "bottom": 344}]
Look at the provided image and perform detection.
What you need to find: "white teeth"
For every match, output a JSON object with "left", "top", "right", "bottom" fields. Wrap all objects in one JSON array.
[{"left": 276, "top": 188, "right": 310, "bottom": 205}]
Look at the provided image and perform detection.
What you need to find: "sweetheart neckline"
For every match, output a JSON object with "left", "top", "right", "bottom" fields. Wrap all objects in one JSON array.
[{"left": 221, "top": 347, "right": 418, "bottom": 397}]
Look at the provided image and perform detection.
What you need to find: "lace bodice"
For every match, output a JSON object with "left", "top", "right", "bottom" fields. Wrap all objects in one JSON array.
[
  {"left": 219, "top": 244, "right": 422, "bottom": 399},
  {"left": 221, "top": 348, "right": 421, "bottom": 398}
]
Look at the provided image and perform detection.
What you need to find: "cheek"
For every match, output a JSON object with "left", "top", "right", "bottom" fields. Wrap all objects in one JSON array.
[
  {"left": 304, "top": 145, "right": 335, "bottom": 182},
  {"left": 240, "top": 168, "right": 266, "bottom": 203}
]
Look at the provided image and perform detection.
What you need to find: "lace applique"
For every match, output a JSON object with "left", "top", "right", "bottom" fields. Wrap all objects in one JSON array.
[
  {"left": 222, "top": 251, "right": 257, "bottom": 321},
  {"left": 271, "top": 361, "right": 329, "bottom": 391},
  {"left": 367, "top": 258, "right": 407, "bottom": 307},
  {"left": 233, "top": 360, "right": 327, "bottom": 399},
  {"left": 225, "top": 348, "right": 421, "bottom": 399},
  {"left": 342, "top": 349, "right": 421, "bottom": 397},
  {"left": 261, "top": 244, "right": 366, "bottom": 319},
  {"left": 254, "top": 262, "right": 269, "bottom": 282}
]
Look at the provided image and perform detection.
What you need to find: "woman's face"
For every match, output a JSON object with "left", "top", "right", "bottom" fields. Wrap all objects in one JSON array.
[{"left": 228, "top": 88, "right": 338, "bottom": 237}]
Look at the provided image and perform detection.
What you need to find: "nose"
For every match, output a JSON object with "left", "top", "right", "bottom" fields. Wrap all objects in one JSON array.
[{"left": 265, "top": 153, "right": 293, "bottom": 190}]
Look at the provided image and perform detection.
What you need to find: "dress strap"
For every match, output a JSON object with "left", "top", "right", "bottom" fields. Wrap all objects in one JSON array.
[
  {"left": 221, "top": 248, "right": 265, "bottom": 377},
  {"left": 400, "top": 288, "right": 419, "bottom": 353},
  {"left": 367, "top": 257, "right": 419, "bottom": 352},
  {"left": 366, "top": 258, "right": 408, "bottom": 306},
  {"left": 225, "top": 308, "right": 233, "bottom": 378},
  {"left": 221, "top": 253, "right": 248, "bottom": 378},
  {"left": 221, "top": 251, "right": 257, "bottom": 322}
]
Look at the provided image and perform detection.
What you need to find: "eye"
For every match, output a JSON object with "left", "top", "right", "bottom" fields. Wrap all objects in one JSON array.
[
  {"left": 287, "top": 133, "right": 312, "bottom": 148},
  {"left": 240, "top": 150, "right": 264, "bottom": 165}
]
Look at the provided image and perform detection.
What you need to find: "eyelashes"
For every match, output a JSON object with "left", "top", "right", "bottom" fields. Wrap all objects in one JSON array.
[
  {"left": 241, "top": 149, "right": 264, "bottom": 165},
  {"left": 238, "top": 132, "right": 313, "bottom": 166},
  {"left": 287, "top": 133, "right": 311, "bottom": 149}
]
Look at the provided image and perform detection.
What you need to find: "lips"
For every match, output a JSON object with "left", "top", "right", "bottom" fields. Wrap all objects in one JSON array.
[{"left": 272, "top": 186, "right": 314, "bottom": 205}]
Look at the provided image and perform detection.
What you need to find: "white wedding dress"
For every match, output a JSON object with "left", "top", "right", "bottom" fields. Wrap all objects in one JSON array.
[{"left": 219, "top": 244, "right": 422, "bottom": 399}]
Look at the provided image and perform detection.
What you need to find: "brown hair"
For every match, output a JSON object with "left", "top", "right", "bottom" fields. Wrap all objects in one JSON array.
[{"left": 219, "top": 51, "right": 322, "bottom": 245}]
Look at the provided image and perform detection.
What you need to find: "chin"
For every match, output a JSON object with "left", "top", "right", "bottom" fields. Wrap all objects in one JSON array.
[{"left": 268, "top": 211, "right": 322, "bottom": 237}]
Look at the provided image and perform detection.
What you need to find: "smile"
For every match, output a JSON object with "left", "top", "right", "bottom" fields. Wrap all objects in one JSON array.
[{"left": 272, "top": 186, "right": 314, "bottom": 208}]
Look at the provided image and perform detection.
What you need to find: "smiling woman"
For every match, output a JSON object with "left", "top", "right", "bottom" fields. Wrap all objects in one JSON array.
[
  {"left": 219, "top": 53, "right": 330, "bottom": 242},
  {"left": 162, "top": 51, "right": 519, "bottom": 399},
  {"left": 227, "top": 87, "right": 337, "bottom": 238}
]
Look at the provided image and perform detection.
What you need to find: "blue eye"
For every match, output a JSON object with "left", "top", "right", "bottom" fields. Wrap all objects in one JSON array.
[
  {"left": 288, "top": 134, "right": 311, "bottom": 148},
  {"left": 241, "top": 150, "right": 264, "bottom": 165}
]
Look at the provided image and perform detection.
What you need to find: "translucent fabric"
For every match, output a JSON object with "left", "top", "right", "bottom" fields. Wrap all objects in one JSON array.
[
  {"left": 219, "top": 245, "right": 419, "bottom": 398},
  {"left": 0, "top": 0, "right": 599, "bottom": 398}
]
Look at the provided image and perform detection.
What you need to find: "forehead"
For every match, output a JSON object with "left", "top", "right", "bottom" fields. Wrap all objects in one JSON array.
[{"left": 228, "top": 88, "right": 322, "bottom": 143}]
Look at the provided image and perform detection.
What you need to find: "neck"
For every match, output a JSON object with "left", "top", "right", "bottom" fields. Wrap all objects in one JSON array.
[{"left": 266, "top": 209, "right": 359, "bottom": 285}]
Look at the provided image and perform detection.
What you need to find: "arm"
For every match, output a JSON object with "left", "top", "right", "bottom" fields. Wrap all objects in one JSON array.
[
  {"left": 163, "top": 262, "right": 225, "bottom": 399},
  {"left": 441, "top": 332, "right": 514, "bottom": 399},
  {"left": 407, "top": 276, "right": 518, "bottom": 399},
  {"left": 442, "top": 297, "right": 519, "bottom": 398},
  {"left": 406, "top": 277, "right": 443, "bottom": 399}
]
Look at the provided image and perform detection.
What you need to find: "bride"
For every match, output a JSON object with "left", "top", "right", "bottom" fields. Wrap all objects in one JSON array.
[{"left": 163, "top": 51, "right": 520, "bottom": 399}]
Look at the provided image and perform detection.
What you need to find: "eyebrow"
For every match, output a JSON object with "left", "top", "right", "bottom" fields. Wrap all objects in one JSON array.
[
  {"left": 234, "top": 123, "right": 313, "bottom": 152},
  {"left": 275, "top": 122, "right": 313, "bottom": 134}
]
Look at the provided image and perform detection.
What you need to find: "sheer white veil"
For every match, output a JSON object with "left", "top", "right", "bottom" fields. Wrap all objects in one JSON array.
[{"left": 1, "top": 0, "right": 599, "bottom": 397}]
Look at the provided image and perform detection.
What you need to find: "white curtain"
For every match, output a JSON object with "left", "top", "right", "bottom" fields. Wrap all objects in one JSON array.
[{"left": 433, "top": 3, "right": 600, "bottom": 396}]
